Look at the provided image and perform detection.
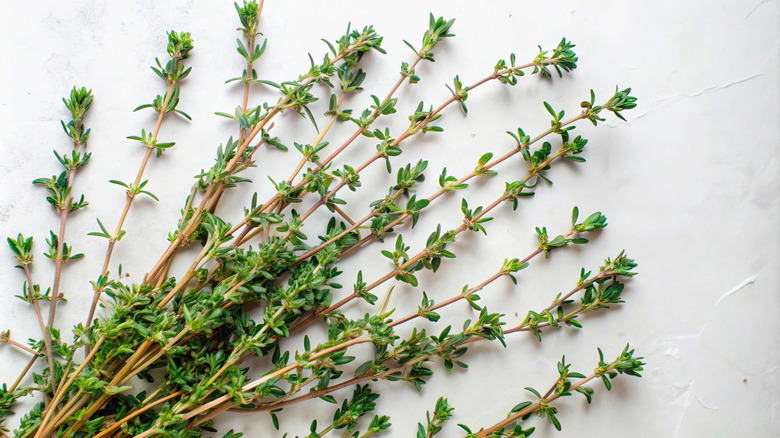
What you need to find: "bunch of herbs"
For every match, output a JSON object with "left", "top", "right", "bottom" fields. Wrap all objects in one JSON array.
[{"left": 1, "top": 3, "right": 642, "bottom": 437}]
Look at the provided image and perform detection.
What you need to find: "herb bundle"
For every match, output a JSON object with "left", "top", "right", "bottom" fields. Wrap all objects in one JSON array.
[{"left": 1, "top": 3, "right": 642, "bottom": 437}]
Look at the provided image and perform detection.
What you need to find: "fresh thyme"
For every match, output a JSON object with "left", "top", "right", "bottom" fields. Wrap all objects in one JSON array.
[{"left": 1, "top": 3, "right": 641, "bottom": 437}]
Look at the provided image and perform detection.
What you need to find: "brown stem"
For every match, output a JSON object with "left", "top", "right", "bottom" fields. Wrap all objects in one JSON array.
[
  {"left": 59, "top": 338, "right": 155, "bottom": 435},
  {"left": 259, "top": 351, "right": 431, "bottom": 412},
  {"left": 86, "top": 82, "right": 175, "bottom": 330},
  {"left": 295, "top": 187, "right": 405, "bottom": 262},
  {"left": 54, "top": 355, "right": 76, "bottom": 398},
  {"left": 269, "top": 291, "right": 592, "bottom": 417},
  {"left": 321, "top": 190, "right": 502, "bottom": 317},
  {"left": 3, "top": 338, "right": 40, "bottom": 356},
  {"left": 156, "top": 241, "right": 212, "bottom": 308},
  {"left": 332, "top": 205, "right": 357, "bottom": 228},
  {"left": 45, "top": 389, "right": 89, "bottom": 436},
  {"left": 48, "top": 196, "right": 68, "bottom": 325},
  {"left": 502, "top": 271, "right": 609, "bottom": 337},
  {"left": 287, "top": 92, "right": 345, "bottom": 185},
  {"left": 45, "top": 124, "right": 86, "bottom": 393},
  {"left": 187, "top": 397, "right": 235, "bottom": 429},
  {"left": 239, "top": 1, "right": 265, "bottom": 141},
  {"left": 20, "top": 265, "right": 55, "bottom": 393},
  {"left": 34, "top": 336, "right": 105, "bottom": 438},
  {"left": 474, "top": 370, "right": 607, "bottom": 437},
  {"left": 9, "top": 351, "right": 40, "bottom": 392},
  {"left": 154, "top": 256, "right": 174, "bottom": 289},
  {"left": 177, "top": 335, "right": 373, "bottom": 422},
  {"left": 127, "top": 330, "right": 187, "bottom": 379},
  {"left": 145, "top": 183, "right": 217, "bottom": 284},
  {"left": 389, "top": 270, "right": 505, "bottom": 328},
  {"left": 91, "top": 390, "right": 184, "bottom": 438}
]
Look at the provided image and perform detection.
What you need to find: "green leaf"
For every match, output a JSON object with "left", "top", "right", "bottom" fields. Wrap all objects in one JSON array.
[
  {"left": 104, "top": 385, "right": 133, "bottom": 395},
  {"left": 87, "top": 218, "right": 112, "bottom": 239},
  {"left": 511, "top": 401, "right": 533, "bottom": 413},
  {"left": 543, "top": 101, "right": 556, "bottom": 118},
  {"left": 256, "top": 79, "right": 281, "bottom": 89},
  {"left": 319, "top": 395, "right": 337, "bottom": 404},
  {"left": 549, "top": 411, "right": 561, "bottom": 430},
  {"left": 525, "top": 387, "right": 541, "bottom": 398},
  {"left": 139, "top": 190, "right": 160, "bottom": 201}
]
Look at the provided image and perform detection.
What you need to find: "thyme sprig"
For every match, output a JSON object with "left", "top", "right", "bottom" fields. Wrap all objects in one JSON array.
[
  {"left": 85, "top": 30, "right": 194, "bottom": 331},
  {"left": 25, "top": 86, "right": 94, "bottom": 397},
  {"left": 459, "top": 346, "right": 644, "bottom": 437}
]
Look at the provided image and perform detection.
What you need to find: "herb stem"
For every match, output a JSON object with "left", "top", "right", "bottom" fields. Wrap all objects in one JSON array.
[
  {"left": 9, "top": 349, "right": 40, "bottom": 392},
  {"left": 157, "top": 239, "right": 213, "bottom": 308},
  {"left": 33, "top": 336, "right": 105, "bottom": 438},
  {"left": 294, "top": 187, "right": 406, "bottom": 262},
  {"left": 92, "top": 390, "right": 184, "bottom": 438},
  {"left": 287, "top": 92, "right": 346, "bottom": 185},
  {"left": 127, "top": 330, "right": 188, "bottom": 378},
  {"left": 240, "top": 0, "right": 265, "bottom": 141},
  {"left": 176, "top": 334, "right": 373, "bottom": 422},
  {"left": 86, "top": 82, "right": 175, "bottom": 331},
  {"left": 2, "top": 338, "right": 40, "bottom": 356},
  {"left": 145, "top": 182, "right": 218, "bottom": 283},
  {"left": 59, "top": 338, "right": 156, "bottom": 434},
  {"left": 389, "top": 271, "right": 505, "bottom": 328},
  {"left": 46, "top": 389, "right": 89, "bottom": 437},
  {"left": 503, "top": 271, "right": 609, "bottom": 336},
  {"left": 260, "top": 351, "right": 432, "bottom": 412},
  {"left": 21, "top": 264, "right": 55, "bottom": 393},
  {"left": 301, "top": 110, "right": 587, "bottom": 268},
  {"left": 266, "top": 300, "right": 589, "bottom": 416},
  {"left": 46, "top": 112, "right": 90, "bottom": 394},
  {"left": 473, "top": 370, "right": 606, "bottom": 437}
]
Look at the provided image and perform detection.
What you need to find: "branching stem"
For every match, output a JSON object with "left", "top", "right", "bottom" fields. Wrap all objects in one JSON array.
[
  {"left": 473, "top": 369, "right": 607, "bottom": 437},
  {"left": 86, "top": 82, "right": 175, "bottom": 331}
]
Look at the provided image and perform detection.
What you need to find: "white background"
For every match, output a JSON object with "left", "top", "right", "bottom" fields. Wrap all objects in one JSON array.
[{"left": 0, "top": 1, "right": 778, "bottom": 437}]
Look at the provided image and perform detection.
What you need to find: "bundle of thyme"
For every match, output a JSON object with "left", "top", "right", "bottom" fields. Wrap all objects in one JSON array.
[{"left": 1, "top": 3, "right": 642, "bottom": 437}]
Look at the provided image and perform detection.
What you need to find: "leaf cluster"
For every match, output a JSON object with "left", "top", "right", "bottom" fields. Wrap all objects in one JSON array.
[{"left": 404, "top": 14, "right": 456, "bottom": 62}]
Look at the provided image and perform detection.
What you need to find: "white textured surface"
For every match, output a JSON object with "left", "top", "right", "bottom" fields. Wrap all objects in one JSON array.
[{"left": 0, "top": 1, "right": 778, "bottom": 436}]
